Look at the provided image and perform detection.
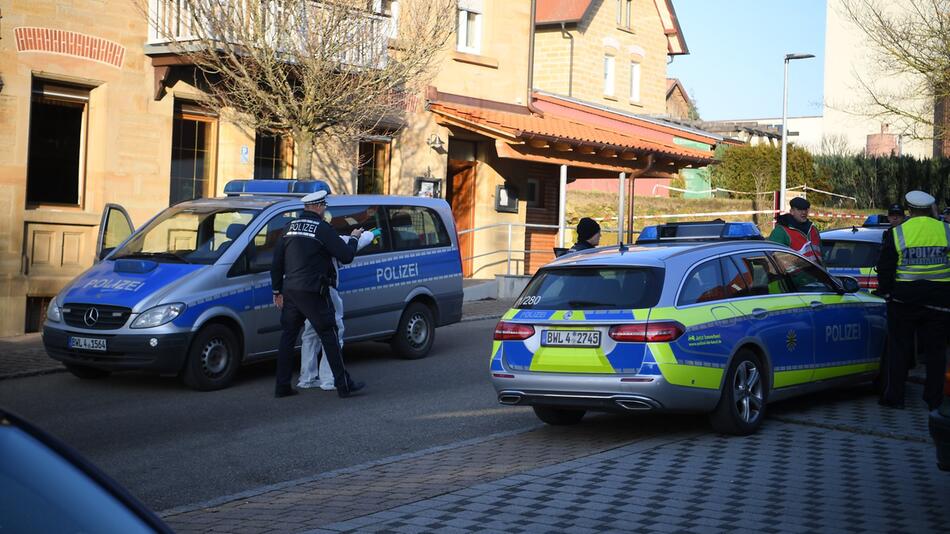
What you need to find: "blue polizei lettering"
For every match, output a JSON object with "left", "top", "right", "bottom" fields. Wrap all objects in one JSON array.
[
  {"left": 826, "top": 323, "right": 861, "bottom": 342},
  {"left": 903, "top": 246, "right": 949, "bottom": 265},
  {"left": 376, "top": 263, "right": 419, "bottom": 283},
  {"left": 62, "top": 261, "right": 205, "bottom": 309}
]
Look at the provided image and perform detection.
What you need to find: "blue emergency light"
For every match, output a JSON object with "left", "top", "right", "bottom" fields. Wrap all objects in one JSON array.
[
  {"left": 862, "top": 214, "right": 890, "bottom": 227},
  {"left": 224, "top": 179, "right": 332, "bottom": 196},
  {"left": 636, "top": 220, "right": 762, "bottom": 244}
]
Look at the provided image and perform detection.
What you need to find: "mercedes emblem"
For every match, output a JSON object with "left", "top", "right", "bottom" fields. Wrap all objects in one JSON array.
[{"left": 84, "top": 307, "right": 100, "bottom": 327}]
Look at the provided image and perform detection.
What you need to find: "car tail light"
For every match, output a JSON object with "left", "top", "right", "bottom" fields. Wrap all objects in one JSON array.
[
  {"left": 609, "top": 321, "right": 685, "bottom": 343},
  {"left": 856, "top": 275, "right": 878, "bottom": 289},
  {"left": 494, "top": 322, "right": 535, "bottom": 341}
]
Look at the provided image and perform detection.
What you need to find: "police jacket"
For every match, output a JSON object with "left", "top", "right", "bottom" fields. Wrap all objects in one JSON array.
[
  {"left": 876, "top": 215, "right": 950, "bottom": 307},
  {"left": 270, "top": 211, "right": 357, "bottom": 293}
]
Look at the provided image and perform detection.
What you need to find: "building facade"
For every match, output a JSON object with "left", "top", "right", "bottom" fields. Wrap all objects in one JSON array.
[{"left": 0, "top": 0, "right": 711, "bottom": 336}]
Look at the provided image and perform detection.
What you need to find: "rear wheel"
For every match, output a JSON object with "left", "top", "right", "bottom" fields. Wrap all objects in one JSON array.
[
  {"left": 64, "top": 363, "right": 110, "bottom": 380},
  {"left": 391, "top": 302, "right": 435, "bottom": 360},
  {"left": 710, "top": 349, "right": 767, "bottom": 435},
  {"left": 533, "top": 406, "right": 586, "bottom": 426},
  {"left": 182, "top": 324, "right": 241, "bottom": 391}
]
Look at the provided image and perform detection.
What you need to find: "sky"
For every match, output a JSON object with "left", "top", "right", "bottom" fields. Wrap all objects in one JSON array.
[{"left": 667, "top": 0, "right": 826, "bottom": 121}]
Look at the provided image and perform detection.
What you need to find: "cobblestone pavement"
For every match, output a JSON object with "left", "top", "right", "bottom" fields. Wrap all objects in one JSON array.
[
  {"left": 0, "top": 300, "right": 517, "bottom": 380},
  {"left": 0, "top": 333, "right": 63, "bottom": 379},
  {"left": 163, "top": 382, "right": 948, "bottom": 534}
]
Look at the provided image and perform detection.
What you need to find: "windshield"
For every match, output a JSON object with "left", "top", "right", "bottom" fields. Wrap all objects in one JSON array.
[
  {"left": 112, "top": 205, "right": 260, "bottom": 264},
  {"left": 820, "top": 240, "right": 881, "bottom": 268},
  {"left": 516, "top": 267, "right": 664, "bottom": 310}
]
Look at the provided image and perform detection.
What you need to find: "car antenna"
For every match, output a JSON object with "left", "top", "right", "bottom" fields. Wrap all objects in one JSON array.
[{"left": 618, "top": 240, "right": 628, "bottom": 254}]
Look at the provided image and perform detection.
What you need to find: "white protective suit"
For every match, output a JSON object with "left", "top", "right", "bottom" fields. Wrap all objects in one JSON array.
[{"left": 298, "top": 230, "right": 375, "bottom": 389}]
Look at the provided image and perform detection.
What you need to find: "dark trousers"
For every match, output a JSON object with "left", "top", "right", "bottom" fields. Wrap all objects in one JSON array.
[
  {"left": 882, "top": 301, "right": 949, "bottom": 409},
  {"left": 277, "top": 289, "right": 352, "bottom": 391}
]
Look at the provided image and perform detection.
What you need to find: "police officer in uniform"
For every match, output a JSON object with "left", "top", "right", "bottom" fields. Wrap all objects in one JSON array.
[
  {"left": 876, "top": 190, "right": 950, "bottom": 410},
  {"left": 270, "top": 190, "right": 366, "bottom": 398}
]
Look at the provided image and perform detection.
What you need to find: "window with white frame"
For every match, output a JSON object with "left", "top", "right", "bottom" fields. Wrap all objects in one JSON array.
[
  {"left": 630, "top": 61, "right": 641, "bottom": 103},
  {"left": 457, "top": 1, "right": 482, "bottom": 54},
  {"left": 625, "top": 0, "right": 632, "bottom": 29},
  {"left": 604, "top": 55, "right": 616, "bottom": 97},
  {"left": 616, "top": 0, "right": 623, "bottom": 25},
  {"left": 371, "top": 0, "right": 400, "bottom": 39}
]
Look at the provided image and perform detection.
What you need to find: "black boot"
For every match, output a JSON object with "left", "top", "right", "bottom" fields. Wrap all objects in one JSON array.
[
  {"left": 336, "top": 375, "right": 365, "bottom": 398},
  {"left": 275, "top": 384, "right": 298, "bottom": 398}
]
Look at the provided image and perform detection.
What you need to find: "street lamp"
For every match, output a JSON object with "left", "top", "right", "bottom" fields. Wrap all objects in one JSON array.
[{"left": 779, "top": 52, "right": 815, "bottom": 213}]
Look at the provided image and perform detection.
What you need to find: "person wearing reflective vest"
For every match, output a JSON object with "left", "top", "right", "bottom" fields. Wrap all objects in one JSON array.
[
  {"left": 876, "top": 190, "right": 950, "bottom": 410},
  {"left": 768, "top": 196, "right": 824, "bottom": 265}
]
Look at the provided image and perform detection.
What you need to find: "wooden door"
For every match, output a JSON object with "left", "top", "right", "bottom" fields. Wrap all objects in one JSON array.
[{"left": 448, "top": 160, "right": 476, "bottom": 277}]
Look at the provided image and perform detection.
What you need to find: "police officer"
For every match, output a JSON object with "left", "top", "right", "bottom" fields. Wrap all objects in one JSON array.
[
  {"left": 270, "top": 190, "right": 366, "bottom": 398},
  {"left": 886, "top": 203, "right": 905, "bottom": 226},
  {"left": 876, "top": 190, "right": 950, "bottom": 410},
  {"left": 570, "top": 218, "right": 601, "bottom": 252}
]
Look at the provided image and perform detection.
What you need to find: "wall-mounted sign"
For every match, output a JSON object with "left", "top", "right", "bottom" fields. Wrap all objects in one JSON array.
[
  {"left": 414, "top": 177, "right": 442, "bottom": 198},
  {"left": 240, "top": 145, "right": 250, "bottom": 164},
  {"left": 495, "top": 184, "right": 519, "bottom": 213}
]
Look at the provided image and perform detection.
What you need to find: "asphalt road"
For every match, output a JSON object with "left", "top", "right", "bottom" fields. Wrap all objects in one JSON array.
[{"left": 0, "top": 318, "right": 539, "bottom": 511}]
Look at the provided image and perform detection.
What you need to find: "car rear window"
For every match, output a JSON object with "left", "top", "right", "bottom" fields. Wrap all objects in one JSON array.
[
  {"left": 821, "top": 240, "right": 881, "bottom": 268},
  {"left": 515, "top": 267, "right": 664, "bottom": 310}
]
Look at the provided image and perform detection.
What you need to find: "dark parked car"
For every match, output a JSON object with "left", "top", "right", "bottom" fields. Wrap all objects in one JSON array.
[
  {"left": 0, "top": 408, "right": 172, "bottom": 533},
  {"left": 930, "top": 364, "right": 950, "bottom": 471}
]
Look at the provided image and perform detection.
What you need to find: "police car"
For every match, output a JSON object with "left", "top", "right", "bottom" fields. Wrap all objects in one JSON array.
[
  {"left": 490, "top": 221, "right": 887, "bottom": 435},
  {"left": 43, "top": 180, "right": 463, "bottom": 390},
  {"left": 820, "top": 215, "right": 890, "bottom": 291}
]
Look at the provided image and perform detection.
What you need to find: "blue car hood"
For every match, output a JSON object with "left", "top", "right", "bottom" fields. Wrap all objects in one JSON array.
[{"left": 61, "top": 260, "right": 207, "bottom": 309}]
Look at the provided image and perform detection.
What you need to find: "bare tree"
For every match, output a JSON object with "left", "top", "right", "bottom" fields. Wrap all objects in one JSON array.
[
  {"left": 146, "top": 0, "right": 453, "bottom": 179},
  {"left": 838, "top": 0, "right": 950, "bottom": 143},
  {"left": 818, "top": 133, "right": 856, "bottom": 157}
]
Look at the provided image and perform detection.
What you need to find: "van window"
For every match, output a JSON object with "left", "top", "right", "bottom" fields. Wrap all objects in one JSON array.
[
  {"left": 728, "top": 252, "right": 790, "bottom": 297},
  {"left": 388, "top": 206, "right": 450, "bottom": 251},
  {"left": 678, "top": 259, "right": 726, "bottom": 306},
  {"left": 112, "top": 206, "right": 258, "bottom": 264},
  {"left": 516, "top": 267, "right": 664, "bottom": 310},
  {"left": 326, "top": 205, "right": 388, "bottom": 256},
  {"left": 236, "top": 210, "right": 299, "bottom": 275}
]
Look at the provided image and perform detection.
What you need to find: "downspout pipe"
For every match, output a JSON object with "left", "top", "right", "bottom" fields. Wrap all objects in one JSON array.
[
  {"left": 560, "top": 22, "right": 573, "bottom": 97},
  {"left": 527, "top": 0, "right": 544, "bottom": 116}
]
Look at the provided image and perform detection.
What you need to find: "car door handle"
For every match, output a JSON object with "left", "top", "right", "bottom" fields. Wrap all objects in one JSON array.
[
  {"left": 810, "top": 301, "right": 824, "bottom": 309},
  {"left": 750, "top": 308, "right": 769, "bottom": 320}
]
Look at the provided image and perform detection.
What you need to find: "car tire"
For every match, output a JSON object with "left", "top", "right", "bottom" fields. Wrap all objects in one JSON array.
[
  {"left": 391, "top": 302, "right": 435, "bottom": 360},
  {"left": 182, "top": 324, "right": 241, "bottom": 391},
  {"left": 709, "top": 349, "right": 768, "bottom": 436},
  {"left": 533, "top": 406, "right": 586, "bottom": 426},
  {"left": 64, "top": 363, "right": 110, "bottom": 380}
]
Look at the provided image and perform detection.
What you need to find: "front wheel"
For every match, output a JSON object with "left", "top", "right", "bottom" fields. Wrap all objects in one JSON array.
[
  {"left": 182, "top": 324, "right": 241, "bottom": 391},
  {"left": 64, "top": 363, "right": 110, "bottom": 380},
  {"left": 709, "top": 349, "right": 768, "bottom": 435},
  {"left": 533, "top": 406, "right": 586, "bottom": 426},
  {"left": 390, "top": 302, "right": 435, "bottom": 360}
]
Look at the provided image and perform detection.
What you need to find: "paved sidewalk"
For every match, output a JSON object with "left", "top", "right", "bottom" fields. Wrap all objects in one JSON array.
[
  {"left": 163, "top": 384, "right": 948, "bottom": 534},
  {"left": 0, "top": 300, "right": 517, "bottom": 380}
]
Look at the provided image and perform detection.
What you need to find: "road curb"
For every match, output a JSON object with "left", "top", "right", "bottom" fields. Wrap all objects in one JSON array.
[
  {"left": 0, "top": 367, "right": 66, "bottom": 381},
  {"left": 460, "top": 313, "right": 504, "bottom": 323},
  {"left": 159, "top": 425, "right": 542, "bottom": 518}
]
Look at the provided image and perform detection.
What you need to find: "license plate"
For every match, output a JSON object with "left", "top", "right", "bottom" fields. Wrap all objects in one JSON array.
[
  {"left": 542, "top": 330, "right": 601, "bottom": 347},
  {"left": 68, "top": 336, "right": 107, "bottom": 352}
]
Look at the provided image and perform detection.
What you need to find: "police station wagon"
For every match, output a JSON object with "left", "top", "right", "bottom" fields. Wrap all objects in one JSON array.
[
  {"left": 490, "top": 221, "right": 887, "bottom": 435},
  {"left": 43, "top": 180, "right": 463, "bottom": 390}
]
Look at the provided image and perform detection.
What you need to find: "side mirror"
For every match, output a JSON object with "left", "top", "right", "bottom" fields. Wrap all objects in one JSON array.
[
  {"left": 837, "top": 276, "right": 861, "bottom": 294},
  {"left": 98, "top": 247, "right": 114, "bottom": 261}
]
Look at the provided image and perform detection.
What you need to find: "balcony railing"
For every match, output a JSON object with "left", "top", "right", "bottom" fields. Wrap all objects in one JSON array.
[{"left": 146, "top": 0, "right": 398, "bottom": 60}]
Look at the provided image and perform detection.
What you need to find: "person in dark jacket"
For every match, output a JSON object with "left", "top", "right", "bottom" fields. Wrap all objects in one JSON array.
[
  {"left": 876, "top": 190, "right": 950, "bottom": 410},
  {"left": 767, "top": 196, "right": 823, "bottom": 265},
  {"left": 570, "top": 218, "right": 601, "bottom": 252},
  {"left": 270, "top": 190, "right": 365, "bottom": 398}
]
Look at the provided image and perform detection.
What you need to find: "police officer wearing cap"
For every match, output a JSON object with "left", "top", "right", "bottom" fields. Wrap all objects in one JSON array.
[
  {"left": 270, "top": 189, "right": 366, "bottom": 398},
  {"left": 876, "top": 190, "right": 950, "bottom": 410},
  {"left": 886, "top": 203, "right": 906, "bottom": 227}
]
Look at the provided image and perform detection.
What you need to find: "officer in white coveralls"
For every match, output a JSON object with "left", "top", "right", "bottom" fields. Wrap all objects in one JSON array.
[{"left": 298, "top": 225, "right": 377, "bottom": 390}]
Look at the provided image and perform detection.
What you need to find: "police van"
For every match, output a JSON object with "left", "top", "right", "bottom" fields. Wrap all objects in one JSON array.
[
  {"left": 42, "top": 180, "right": 463, "bottom": 390},
  {"left": 491, "top": 221, "right": 886, "bottom": 435}
]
